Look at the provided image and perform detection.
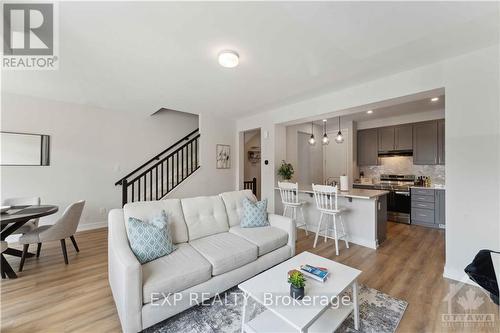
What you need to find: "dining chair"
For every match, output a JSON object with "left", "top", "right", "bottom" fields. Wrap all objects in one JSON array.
[
  {"left": 312, "top": 184, "right": 349, "bottom": 255},
  {"left": 1, "top": 241, "right": 8, "bottom": 278},
  {"left": 278, "top": 181, "right": 309, "bottom": 235},
  {"left": 1, "top": 197, "right": 41, "bottom": 234},
  {"left": 18, "top": 200, "right": 85, "bottom": 271}
]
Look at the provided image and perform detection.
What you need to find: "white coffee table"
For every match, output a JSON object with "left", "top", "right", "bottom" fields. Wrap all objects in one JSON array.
[{"left": 238, "top": 251, "right": 361, "bottom": 333}]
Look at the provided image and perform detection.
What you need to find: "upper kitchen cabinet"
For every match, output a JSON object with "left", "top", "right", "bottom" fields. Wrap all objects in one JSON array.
[
  {"left": 358, "top": 128, "right": 378, "bottom": 166},
  {"left": 438, "top": 119, "right": 445, "bottom": 165},
  {"left": 378, "top": 124, "right": 412, "bottom": 152},
  {"left": 395, "top": 124, "right": 413, "bottom": 150},
  {"left": 413, "top": 121, "right": 438, "bottom": 165},
  {"left": 378, "top": 127, "right": 395, "bottom": 152}
]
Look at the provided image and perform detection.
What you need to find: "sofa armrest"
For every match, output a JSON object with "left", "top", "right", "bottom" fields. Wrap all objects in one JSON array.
[
  {"left": 108, "top": 209, "right": 143, "bottom": 333},
  {"left": 268, "top": 213, "right": 296, "bottom": 256}
]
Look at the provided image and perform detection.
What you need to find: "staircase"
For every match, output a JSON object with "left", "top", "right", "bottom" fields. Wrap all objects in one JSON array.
[{"left": 115, "top": 128, "right": 200, "bottom": 206}]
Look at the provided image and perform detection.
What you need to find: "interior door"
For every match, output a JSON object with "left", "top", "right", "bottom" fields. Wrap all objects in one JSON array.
[{"left": 323, "top": 129, "right": 348, "bottom": 183}]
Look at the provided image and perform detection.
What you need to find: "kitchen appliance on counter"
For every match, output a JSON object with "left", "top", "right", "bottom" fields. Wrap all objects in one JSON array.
[{"left": 354, "top": 174, "right": 415, "bottom": 224}]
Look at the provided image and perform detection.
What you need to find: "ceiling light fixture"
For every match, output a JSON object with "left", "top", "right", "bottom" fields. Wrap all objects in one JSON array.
[
  {"left": 431, "top": 97, "right": 439, "bottom": 102},
  {"left": 308, "top": 121, "right": 316, "bottom": 145},
  {"left": 218, "top": 50, "right": 239, "bottom": 68},
  {"left": 367, "top": 110, "right": 373, "bottom": 114},
  {"left": 335, "top": 116, "right": 344, "bottom": 144},
  {"left": 322, "top": 119, "right": 330, "bottom": 145}
]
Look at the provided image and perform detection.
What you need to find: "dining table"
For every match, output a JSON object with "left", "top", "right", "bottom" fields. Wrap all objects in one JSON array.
[{"left": 1, "top": 205, "right": 58, "bottom": 279}]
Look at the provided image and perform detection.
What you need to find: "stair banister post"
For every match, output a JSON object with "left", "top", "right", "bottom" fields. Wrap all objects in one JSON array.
[{"left": 121, "top": 179, "right": 128, "bottom": 207}]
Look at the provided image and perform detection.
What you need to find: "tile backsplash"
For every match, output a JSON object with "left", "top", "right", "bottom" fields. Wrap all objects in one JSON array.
[{"left": 359, "top": 156, "right": 445, "bottom": 185}]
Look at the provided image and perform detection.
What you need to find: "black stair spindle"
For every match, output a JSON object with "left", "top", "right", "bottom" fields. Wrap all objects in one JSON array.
[{"left": 115, "top": 129, "right": 200, "bottom": 206}]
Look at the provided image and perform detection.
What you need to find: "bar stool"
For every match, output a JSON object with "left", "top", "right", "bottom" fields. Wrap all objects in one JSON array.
[
  {"left": 278, "top": 182, "right": 309, "bottom": 235},
  {"left": 312, "top": 184, "right": 349, "bottom": 255}
]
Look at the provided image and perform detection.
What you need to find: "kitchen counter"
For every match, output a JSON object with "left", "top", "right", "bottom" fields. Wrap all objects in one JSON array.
[
  {"left": 410, "top": 185, "right": 445, "bottom": 190},
  {"left": 277, "top": 187, "right": 389, "bottom": 199}
]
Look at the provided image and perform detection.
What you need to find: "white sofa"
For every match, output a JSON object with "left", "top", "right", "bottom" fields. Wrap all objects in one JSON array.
[{"left": 108, "top": 190, "right": 296, "bottom": 332}]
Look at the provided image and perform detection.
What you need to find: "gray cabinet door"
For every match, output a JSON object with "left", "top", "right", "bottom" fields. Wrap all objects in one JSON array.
[
  {"left": 358, "top": 129, "right": 378, "bottom": 166},
  {"left": 413, "top": 121, "right": 438, "bottom": 165},
  {"left": 438, "top": 119, "right": 445, "bottom": 165},
  {"left": 435, "top": 190, "right": 446, "bottom": 226},
  {"left": 395, "top": 124, "right": 413, "bottom": 150},
  {"left": 378, "top": 127, "right": 395, "bottom": 152}
]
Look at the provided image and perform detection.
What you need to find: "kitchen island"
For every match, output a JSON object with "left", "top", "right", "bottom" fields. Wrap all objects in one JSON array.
[{"left": 274, "top": 187, "right": 389, "bottom": 249}]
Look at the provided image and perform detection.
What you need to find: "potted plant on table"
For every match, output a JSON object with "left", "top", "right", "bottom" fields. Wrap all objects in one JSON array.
[
  {"left": 277, "top": 160, "right": 294, "bottom": 181},
  {"left": 288, "top": 270, "right": 306, "bottom": 300}
]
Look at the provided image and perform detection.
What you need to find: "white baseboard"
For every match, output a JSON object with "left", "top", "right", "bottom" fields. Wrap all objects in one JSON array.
[
  {"left": 77, "top": 220, "right": 107, "bottom": 232},
  {"left": 443, "top": 265, "right": 479, "bottom": 287}
]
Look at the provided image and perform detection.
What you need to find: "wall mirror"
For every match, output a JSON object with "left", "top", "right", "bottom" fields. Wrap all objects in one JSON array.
[{"left": 1, "top": 131, "right": 50, "bottom": 166}]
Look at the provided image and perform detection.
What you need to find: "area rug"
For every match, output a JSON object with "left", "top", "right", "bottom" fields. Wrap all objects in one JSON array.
[{"left": 145, "top": 285, "right": 407, "bottom": 333}]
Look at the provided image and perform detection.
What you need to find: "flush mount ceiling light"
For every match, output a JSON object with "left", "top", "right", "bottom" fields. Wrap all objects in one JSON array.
[
  {"left": 367, "top": 110, "right": 373, "bottom": 114},
  {"left": 335, "top": 116, "right": 344, "bottom": 144},
  {"left": 218, "top": 50, "right": 239, "bottom": 68},
  {"left": 322, "top": 119, "right": 330, "bottom": 145},
  {"left": 431, "top": 97, "right": 439, "bottom": 102},
  {"left": 308, "top": 121, "right": 316, "bottom": 145}
]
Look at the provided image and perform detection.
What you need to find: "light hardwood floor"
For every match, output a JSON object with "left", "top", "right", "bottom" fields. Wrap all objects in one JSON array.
[{"left": 1, "top": 223, "right": 498, "bottom": 332}]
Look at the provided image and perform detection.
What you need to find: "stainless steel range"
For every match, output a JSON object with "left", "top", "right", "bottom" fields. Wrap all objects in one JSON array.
[{"left": 375, "top": 174, "right": 415, "bottom": 224}]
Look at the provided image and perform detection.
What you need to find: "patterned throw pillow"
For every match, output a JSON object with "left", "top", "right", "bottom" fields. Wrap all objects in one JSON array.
[
  {"left": 241, "top": 197, "right": 269, "bottom": 228},
  {"left": 127, "top": 210, "right": 176, "bottom": 264}
]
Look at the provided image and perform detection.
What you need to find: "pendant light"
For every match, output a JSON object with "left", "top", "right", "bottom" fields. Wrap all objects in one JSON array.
[
  {"left": 322, "top": 119, "right": 330, "bottom": 145},
  {"left": 308, "top": 121, "right": 316, "bottom": 145},
  {"left": 335, "top": 116, "right": 344, "bottom": 144}
]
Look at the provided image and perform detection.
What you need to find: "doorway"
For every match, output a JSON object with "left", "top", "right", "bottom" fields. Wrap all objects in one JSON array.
[{"left": 243, "top": 129, "right": 261, "bottom": 199}]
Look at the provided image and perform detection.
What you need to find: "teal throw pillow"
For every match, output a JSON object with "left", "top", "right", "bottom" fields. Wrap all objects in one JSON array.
[
  {"left": 127, "top": 210, "right": 176, "bottom": 264},
  {"left": 241, "top": 197, "right": 269, "bottom": 228}
]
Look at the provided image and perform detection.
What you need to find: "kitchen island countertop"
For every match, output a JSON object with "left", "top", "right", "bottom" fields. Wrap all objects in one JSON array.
[{"left": 274, "top": 187, "right": 389, "bottom": 199}]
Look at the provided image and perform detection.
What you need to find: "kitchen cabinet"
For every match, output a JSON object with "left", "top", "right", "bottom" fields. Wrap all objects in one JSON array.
[
  {"left": 438, "top": 119, "right": 445, "bottom": 165},
  {"left": 413, "top": 121, "right": 438, "bottom": 165},
  {"left": 435, "top": 189, "right": 445, "bottom": 226},
  {"left": 411, "top": 188, "right": 445, "bottom": 229},
  {"left": 378, "top": 127, "right": 395, "bottom": 152},
  {"left": 357, "top": 128, "right": 378, "bottom": 166},
  {"left": 377, "top": 124, "right": 412, "bottom": 151},
  {"left": 395, "top": 124, "right": 413, "bottom": 150}
]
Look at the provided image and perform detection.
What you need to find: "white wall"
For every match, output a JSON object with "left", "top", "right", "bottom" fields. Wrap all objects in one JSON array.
[
  {"left": 168, "top": 112, "right": 236, "bottom": 199},
  {"left": 285, "top": 123, "right": 323, "bottom": 186},
  {"left": 236, "top": 45, "right": 500, "bottom": 283},
  {"left": 1, "top": 93, "right": 235, "bottom": 230}
]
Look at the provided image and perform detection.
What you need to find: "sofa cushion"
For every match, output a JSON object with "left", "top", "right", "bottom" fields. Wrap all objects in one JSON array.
[
  {"left": 124, "top": 199, "right": 188, "bottom": 244},
  {"left": 189, "top": 232, "right": 258, "bottom": 275},
  {"left": 181, "top": 195, "right": 229, "bottom": 241},
  {"left": 220, "top": 190, "right": 257, "bottom": 227},
  {"left": 142, "top": 243, "right": 212, "bottom": 304},
  {"left": 229, "top": 225, "right": 288, "bottom": 256}
]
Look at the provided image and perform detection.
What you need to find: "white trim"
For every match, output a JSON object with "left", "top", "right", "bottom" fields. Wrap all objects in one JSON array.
[
  {"left": 443, "top": 265, "right": 479, "bottom": 287},
  {"left": 77, "top": 220, "right": 107, "bottom": 232}
]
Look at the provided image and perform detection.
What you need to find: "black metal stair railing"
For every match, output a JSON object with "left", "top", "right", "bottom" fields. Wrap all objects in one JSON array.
[
  {"left": 243, "top": 177, "right": 257, "bottom": 196},
  {"left": 115, "top": 128, "right": 200, "bottom": 206}
]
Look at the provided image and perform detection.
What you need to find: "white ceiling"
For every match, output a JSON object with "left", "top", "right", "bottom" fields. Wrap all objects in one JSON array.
[
  {"left": 2, "top": 2, "right": 499, "bottom": 118},
  {"left": 317, "top": 94, "right": 445, "bottom": 130}
]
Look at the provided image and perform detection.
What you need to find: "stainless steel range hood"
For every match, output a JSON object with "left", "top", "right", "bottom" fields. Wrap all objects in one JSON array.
[{"left": 378, "top": 150, "right": 413, "bottom": 157}]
